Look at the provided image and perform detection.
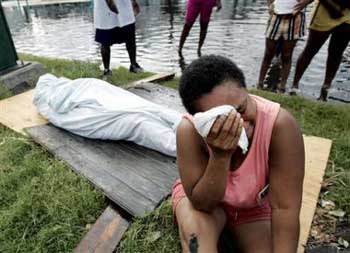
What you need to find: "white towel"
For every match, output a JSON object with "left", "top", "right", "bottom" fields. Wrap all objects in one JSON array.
[{"left": 193, "top": 105, "right": 249, "bottom": 154}]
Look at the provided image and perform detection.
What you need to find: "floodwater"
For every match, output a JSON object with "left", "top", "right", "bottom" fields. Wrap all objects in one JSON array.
[{"left": 3, "top": 0, "right": 350, "bottom": 101}]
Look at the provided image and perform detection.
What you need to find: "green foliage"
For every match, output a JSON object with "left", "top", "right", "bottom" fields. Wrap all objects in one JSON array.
[{"left": 118, "top": 201, "right": 181, "bottom": 253}]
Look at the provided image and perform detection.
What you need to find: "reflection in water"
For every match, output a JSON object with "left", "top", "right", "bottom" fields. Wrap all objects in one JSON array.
[{"left": 3, "top": 0, "right": 350, "bottom": 101}]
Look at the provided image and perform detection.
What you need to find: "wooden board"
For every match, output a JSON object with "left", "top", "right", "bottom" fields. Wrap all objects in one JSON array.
[
  {"left": 298, "top": 136, "right": 332, "bottom": 252},
  {"left": 128, "top": 73, "right": 175, "bottom": 86},
  {"left": 25, "top": 124, "right": 178, "bottom": 216},
  {"left": 74, "top": 205, "right": 129, "bottom": 253},
  {"left": 126, "top": 82, "right": 186, "bottom": 113},
  {"left": 0, "top": 89, "right": 48, "bottom": 134}
]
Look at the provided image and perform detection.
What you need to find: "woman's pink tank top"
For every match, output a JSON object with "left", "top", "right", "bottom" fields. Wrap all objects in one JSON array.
[{"left": 181, "top": 95, "right": 280, "bottom": 210}]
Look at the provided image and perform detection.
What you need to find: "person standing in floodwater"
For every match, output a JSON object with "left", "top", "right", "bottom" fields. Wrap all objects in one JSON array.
[
  {"left": 178, "top": 0, "right": 222, "bottom": 58},
  {"left": 94, "top": 0, "right": 143, "bottom": 77},
  {"left": 257, "top": 0, "right": 312, "bottom": 93},
  {"left": 291, "top": 0, "right": 350, "bottom": 101}
]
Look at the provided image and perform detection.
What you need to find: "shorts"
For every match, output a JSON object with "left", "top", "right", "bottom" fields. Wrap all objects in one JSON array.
[
  {"left": 171, "top": 180, "right": 272, "bottom": 228},
  {"left": 95, "top": 23, "right": 135, "bottom": 46},
  {"left": 265, "top": 12, "right": 306, "bottom": 41},
  {"left": 185, "top": 0, "right": 216, "bottom": 24}
]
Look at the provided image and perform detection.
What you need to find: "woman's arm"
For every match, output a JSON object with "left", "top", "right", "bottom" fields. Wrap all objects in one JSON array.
[
  {"left": 105, "top": 0, "right": 118, "bottom": 14},
  {"left": 177, "top": 112, "right": 242, "bottom": 212},
  {"left": 268, "top": 109, "right": 305, "bottom": 253},
  {"left": 293, "top": 0, "right": 314, "bottom": 14}
]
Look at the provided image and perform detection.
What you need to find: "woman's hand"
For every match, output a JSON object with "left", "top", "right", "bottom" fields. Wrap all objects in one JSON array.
[
  {"left": 268, "top": 3, "right": 274, "bottom": 16},
  {"left": 293, "top": 0, "right": 312, "bottom": 14},
  {"left": 206, "top": 111, "right": 243, "bottom": 159},
  {"left": 132, "top": 0, "right": 141, "bottom": 16},
  {"left": 216, "top": 0, "right": 222, "bottom": 11}
]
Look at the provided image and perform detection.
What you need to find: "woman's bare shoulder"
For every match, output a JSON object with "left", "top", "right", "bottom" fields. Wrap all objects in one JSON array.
[{"left": 176, "top": 118, "right": 207, "bottom": 152}]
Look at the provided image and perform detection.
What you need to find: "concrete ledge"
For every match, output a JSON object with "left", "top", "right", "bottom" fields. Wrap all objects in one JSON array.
[{"left": 0, "top": 61, "right": 45, "bottom": 95}]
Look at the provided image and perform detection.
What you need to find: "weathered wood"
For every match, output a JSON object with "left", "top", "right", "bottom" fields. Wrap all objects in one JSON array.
[
  {"left": 126, "top": 82, "right": 186, "bottom": 113},
  {"left": 74, "top": 205, "right": 129, "bottom": 253},
  {"left": 128, "top": 73, "right": 175, "bottom": 86},
  {"left": 25, "top": 124, "right": 178, "bottom": 216}
]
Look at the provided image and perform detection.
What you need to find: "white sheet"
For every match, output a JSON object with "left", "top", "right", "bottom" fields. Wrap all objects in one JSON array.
[{"left": 33, "top": 74, "right": 181, "bottom": 157}]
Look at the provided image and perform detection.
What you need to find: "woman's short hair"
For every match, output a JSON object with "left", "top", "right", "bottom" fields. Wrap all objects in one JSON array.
[{"left": 179, "top": 55, "right": 246, "bottom": 114}]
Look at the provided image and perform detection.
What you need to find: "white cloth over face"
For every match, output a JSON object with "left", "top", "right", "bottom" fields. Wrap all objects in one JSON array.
[
  {"left": 33, "top": 74, "right": 182, "bottom": 157},
  {"left": 193, "top": 105, "right": 249, "bottom": 154},
  {"left": 93, "top": 0, "right": 135, "bottom": 29}
]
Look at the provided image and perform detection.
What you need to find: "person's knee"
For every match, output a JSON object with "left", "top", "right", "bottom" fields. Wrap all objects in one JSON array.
[
  {"left": 281, "top": 52, "right": 292, "bottom": 63},
  {"left": 301, "top": 44, "right": 319, "bottom": 59},
  {"left": 184, "top": 23, "right": 194, "bottom": 30},
  {"left": 263, "top": 50, "right": 275, "bottom": 61}
]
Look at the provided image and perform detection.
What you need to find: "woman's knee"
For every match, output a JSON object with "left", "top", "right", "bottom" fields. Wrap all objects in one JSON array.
[{"left": 281, "top": 52, "right": 292, "bottom": 64}]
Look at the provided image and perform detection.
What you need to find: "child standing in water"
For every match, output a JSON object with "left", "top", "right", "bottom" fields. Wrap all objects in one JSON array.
[
  {"left": 178, "top": 0, "right": 222, "bottom": 58},
  {"left": 257, "top": 0, "right": 312, "bottom": 93}
]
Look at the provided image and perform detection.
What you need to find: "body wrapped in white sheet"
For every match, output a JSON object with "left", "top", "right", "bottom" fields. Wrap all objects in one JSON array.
[{"left": 33, "top": 74, "right": 182, "bottom": 157}]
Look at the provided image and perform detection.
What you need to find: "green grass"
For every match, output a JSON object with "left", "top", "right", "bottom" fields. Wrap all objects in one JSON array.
[
  {"left": 1, "top": 54, "right": 349, "bottom": 252},
  {"left": 0, "top": 83, "right": 11, "bottom": 100},
  {"left": 0, "top": 126, "right": 106, "bottom": 253},
  {"left": 20, "top": 53, "right": 153, "bottom": 86}
]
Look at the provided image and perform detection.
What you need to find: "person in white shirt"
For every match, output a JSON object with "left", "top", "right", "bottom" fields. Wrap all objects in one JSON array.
[
  {"left": 257, "top": 0, "right": 312, "bottom": 93},
  {"left": 94, "top": 0, "right": 143, "bottom": 76}
]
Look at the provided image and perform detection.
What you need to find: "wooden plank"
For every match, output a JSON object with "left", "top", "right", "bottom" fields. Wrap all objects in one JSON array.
[
  {"left": 25, "top": 124, "right": 178, "bottom": 216},
  {"left": 128, "top": 73, "right": 175, "bottom": 86},
  {"left": 0, "top": 89, "right": 47, "bottom": 134},
  {"left": 298, "top": 136, "right": 332, "bottom": 252},
  {"left": 126, "top": 82, "right": 186, "bottom": 113},
  {"left": 74, "top": 205, "right": 129, "bottom": 253}
]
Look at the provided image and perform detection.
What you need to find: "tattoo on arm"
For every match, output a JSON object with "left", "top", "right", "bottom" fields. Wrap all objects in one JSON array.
[{"left": 189, "top": 234, "right": 199, "bottom": 253}]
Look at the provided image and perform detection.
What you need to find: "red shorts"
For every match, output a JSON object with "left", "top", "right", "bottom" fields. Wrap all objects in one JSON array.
[
  {"left": 185, "top": 0, "right": 216, "bottom": 24},
  {"left": 171, "top": 180, "right": 271, "bottom": 228}
]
